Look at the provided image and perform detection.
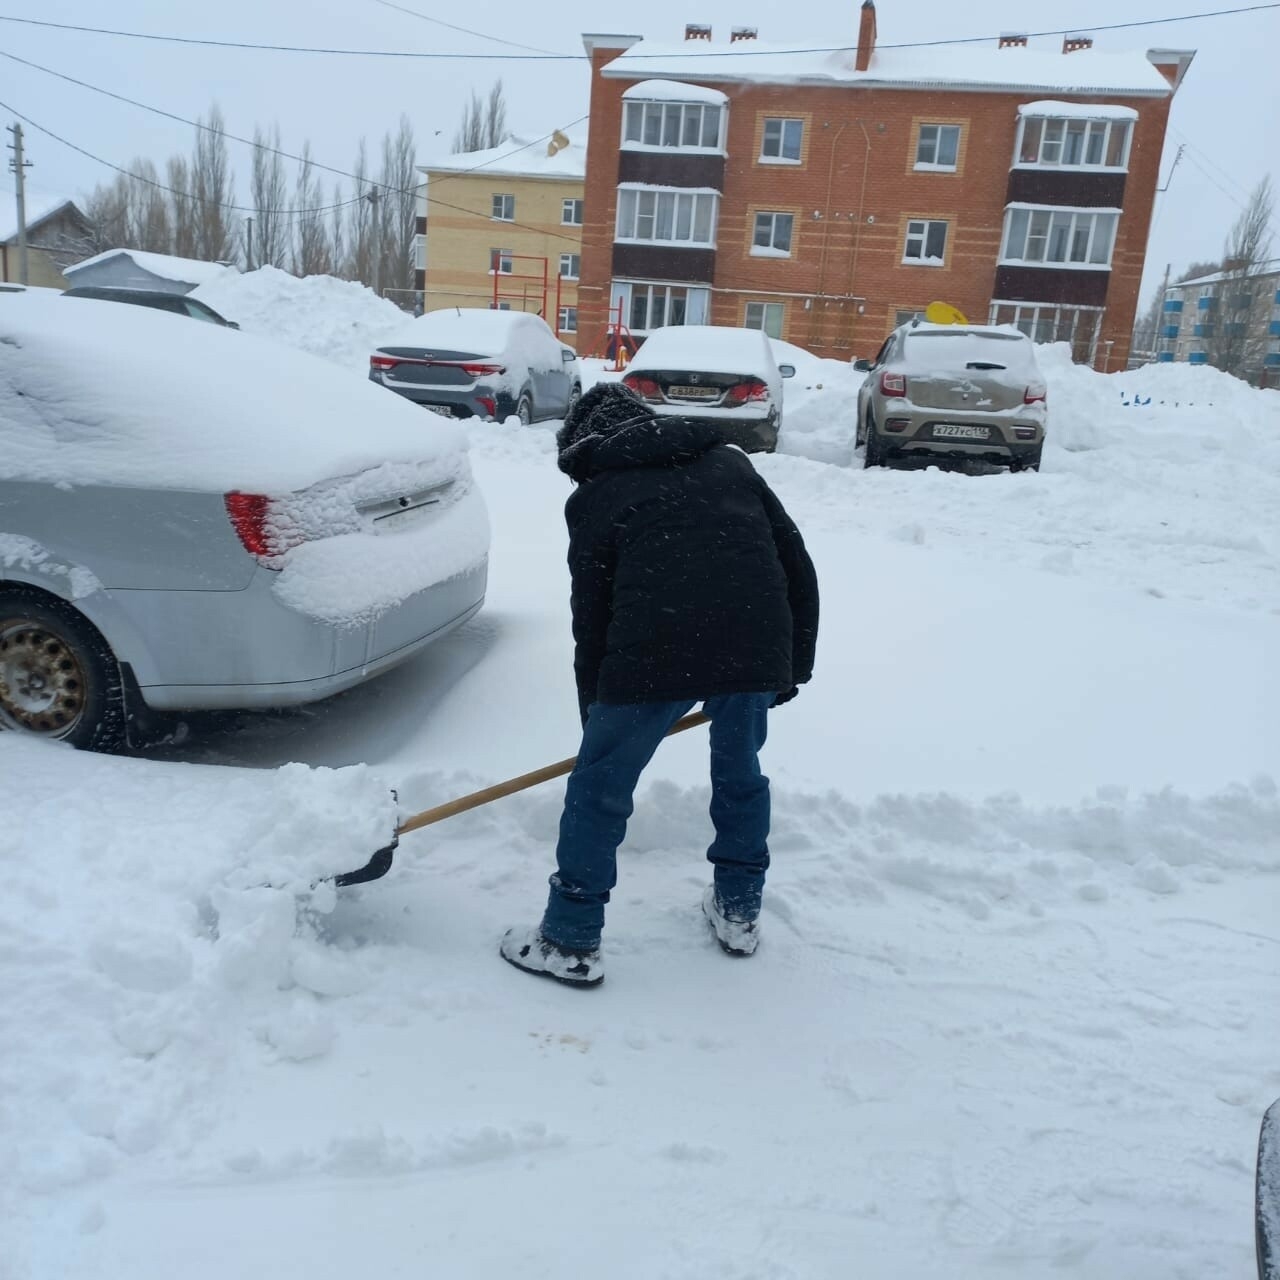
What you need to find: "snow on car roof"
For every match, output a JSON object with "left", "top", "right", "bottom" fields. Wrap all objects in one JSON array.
[
  {"left": 395, "top": 308, "right": 548, "bottom": 355},
  {"left": 627, "top": 325, "right": 775, "bottom": 376},
  {"left": 0, "top": 292, "right": 466, "bottom": 494}
]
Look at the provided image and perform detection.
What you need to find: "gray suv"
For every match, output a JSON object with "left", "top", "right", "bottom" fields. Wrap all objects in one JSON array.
[{"left": 855, "top": 321, "right": 1048, "bottom": 471}]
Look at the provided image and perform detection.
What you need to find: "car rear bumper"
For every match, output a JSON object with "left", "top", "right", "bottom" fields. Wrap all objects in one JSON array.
[
  {"left": 369, "top": 373, "right": 506, "bottom": 421},
  {"left": 134, "top": 562, "right": 487, "bottom": 710},
  {"left": 873, "top": 411, "right": 1044, "bottom": 462},
  {"left": 675, "top": 413, "right": 778, "bottom": 453}
]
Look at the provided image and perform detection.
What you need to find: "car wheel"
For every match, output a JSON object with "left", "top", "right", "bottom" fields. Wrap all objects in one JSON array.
[
  {"left": 0, "top": 588, "right": 125, "bottom": 751},
  {"left": 863, "top": 410, "right": 886, "bottom": 469},
  {"left": 565, "top": 384, "right": 581, "bottom": 419},
  {"left": 516, "top": 394, "right": 534, "bottom": 426}
]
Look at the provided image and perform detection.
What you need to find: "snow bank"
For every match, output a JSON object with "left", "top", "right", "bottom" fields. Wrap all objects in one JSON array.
[
  {"left": 771, "top": 338, "right": 866, "bottom": 465},
  {"left": 192, "top": 265, "right": 410, "bottom": 374},
  {"left": 0, "top": 291, "right": 466, "bottom": 494}
]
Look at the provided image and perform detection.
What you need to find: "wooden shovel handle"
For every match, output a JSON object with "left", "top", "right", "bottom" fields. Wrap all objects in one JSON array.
[{"left": 395, "top": 711, "right": 711, "bottom": 838}]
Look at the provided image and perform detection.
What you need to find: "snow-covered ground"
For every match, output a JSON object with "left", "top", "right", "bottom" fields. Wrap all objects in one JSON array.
[{"left": 4, "top": 271, "right": 1278, "bottom": 1279}]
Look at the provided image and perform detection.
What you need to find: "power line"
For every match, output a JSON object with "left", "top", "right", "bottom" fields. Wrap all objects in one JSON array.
[
  {"left": 0, "top": 5, "right": 1275, "bottom": 60},
  {"left": 367, "top": 0, "right": 563, "bottom": 56}
]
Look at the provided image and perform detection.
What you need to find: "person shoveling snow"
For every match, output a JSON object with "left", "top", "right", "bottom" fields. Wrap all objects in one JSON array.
[{"left": 500, "top": 383, "right": 819, "bottom": 986}]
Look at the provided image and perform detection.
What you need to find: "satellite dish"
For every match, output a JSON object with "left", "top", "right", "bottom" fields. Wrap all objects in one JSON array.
[{"left": 924, "top": 301, "right": 969, "bottom": 325}]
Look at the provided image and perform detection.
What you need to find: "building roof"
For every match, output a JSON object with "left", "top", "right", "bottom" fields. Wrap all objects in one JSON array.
[
  {"left": 1173, "top": 259, "right": 1280, "bottom": 290},
  {"left": 64, "top": 248, "right": 238, "bottom": 287},
  {"left": 420, "top": 132, "right": 587, "bottom": 183},
  {"left": 600, "top": 37, "right": 1181, "bottom": 97},
  {"left": 0, "top": 193, "right": 87, "bottom": 245}
]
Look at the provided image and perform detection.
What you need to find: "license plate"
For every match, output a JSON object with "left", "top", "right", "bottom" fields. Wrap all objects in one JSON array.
[
  {"left": 933, "top": 424, "right": 991, "bottom": 440},
  {"left": 422, "top": 404, "right": 453, "bottom": 417},
  {"left": 667, "top": 385, "right": 720, "bottom": 400}
]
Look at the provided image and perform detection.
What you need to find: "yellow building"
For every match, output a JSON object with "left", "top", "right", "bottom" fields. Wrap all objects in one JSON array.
[{"left": 417, "top": 131, "right": 586, "bottom": 348}]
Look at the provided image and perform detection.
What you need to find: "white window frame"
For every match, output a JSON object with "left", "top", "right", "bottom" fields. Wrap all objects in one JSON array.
[
  {"left": 491, "top": 193, "right": 515, "bottom": 221},
  {"left": 1014, "top": 116, "right": 1132, "bottom": 172},
  {"left": 902, "top": 219, "right": 949, "bottom": 267},
  {"left": 615, "top": 186, "right": 719, "bottom": 248},
  {"left": 611, "top": 280, "right": 711, "bottom": 334},
  {"left": 751, "top": 211, "right": 794, "bottom": 257},
  {"left": 559, "top": 253, "right": 581, "bottom": 280},
  {"left": 988, "top": 298, "right": 1105, "bottom": 362},
  {"left": 743, "top": 301, "right": 784, "bottom": 338},
  {"left": 561, "top": 198, "right": 584, "bottom": 226},
  {"left": 760, "top": 117, "right": 804, "bottom": 165},
  {"left": 489, "top": 247, "right": 514, "bottom": 275},
  {"left": 1000, "top": 205, "right": 1119, "bottom": 270},
  {"left": 557, "top": 305, "right": 578, "bottom": 334},
  {"left": 915, "top": 124, "right": 961, "bottom": 172},
  {"left": 621, "top": 100, "right": 726, "bottom": 154},
  {"left": 413, "top": 233, "right": 426, "bottom": 271},
  {"left": 490, "top": 300, "right": 512, "bottom": 311}
]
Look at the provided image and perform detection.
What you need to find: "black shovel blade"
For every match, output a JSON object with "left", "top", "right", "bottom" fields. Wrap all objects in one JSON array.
[
  {"left": 1259, "top": 1098, "right": 1280, "bottom": 1280},
  {"left": 332, "top": 789, "right": 399, "bottom": 888}
]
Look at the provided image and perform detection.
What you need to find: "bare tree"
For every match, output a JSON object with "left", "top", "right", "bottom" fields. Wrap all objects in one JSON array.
[
  {"left": 1206, "top": 177, "right": 1275, "bottom": 378},
  {"left": 329, "top": 182, "right": 347, "bottom": 281},
  {"left": 1178, "top": 259, "right": 1221, "bottom": 283},
  {"left": 166, "top": 155, "right": 198, "bottom": 259},
  {"left": 344, "top": 139, "right": 375, "bottom": 285},
  {"left": 191, "top": 105, "right": 238, "bottom": 262},
  {"left": 83, "top": 176, "right": 131, "bottom": 253},
  {"left": 451, "top": 80, "right": 508, "bottom": 153},
  {"left": 130, "top": 160, "right": 171, "bottom": 252},
  {"left": 250, "top": 124, "right": 290, "bottom": 270},
  {"left": 375, "top": 115, "right": 418, "bottom": 296},
  {"left": 292, "top": 142, "right": 331, "bottom": 276}
]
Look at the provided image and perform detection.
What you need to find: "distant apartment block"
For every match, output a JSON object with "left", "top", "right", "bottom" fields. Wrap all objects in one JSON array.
[
  {"left": 1159, "top": 259, "right": 1280, "bottom": 385},
  {"left": 417, "top": 132, "right": 586, "bottom": 347},
  {"left": 579, "top": 0, "right": 1193, "bottom": 366}
]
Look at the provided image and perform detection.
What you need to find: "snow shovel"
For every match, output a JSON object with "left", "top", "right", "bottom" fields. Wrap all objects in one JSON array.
[
  {"left": 334, "top": 711, "right": 711, "bottom": 887},
  {"left": 1259, "top": 1098, "right": 1280, "bottom": 1280}
]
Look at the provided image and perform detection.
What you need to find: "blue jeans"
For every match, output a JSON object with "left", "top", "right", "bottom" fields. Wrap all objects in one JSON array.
[{"left": 540, "top": 692, "right": 774, "bottom": 951}]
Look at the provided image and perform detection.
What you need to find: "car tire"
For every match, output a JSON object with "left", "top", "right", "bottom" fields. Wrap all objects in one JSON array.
[
  {"left": 1011, "top": 443, "right": 1043, "bottom": 473},
  {"left": 516, "top": 394, "right": 534, "bottom": 426},
  {"left": 0, "top": 587, "right": 125, "bottom": 752},
  {"left": 565, "top": 384, "right": 581, "bottom": 420},
  {"left": 863, "top": 410, "right": 887, "bottom": 469}
]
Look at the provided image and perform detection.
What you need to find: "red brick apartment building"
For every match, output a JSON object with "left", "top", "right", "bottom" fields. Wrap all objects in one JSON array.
[{"left": 579, "top": 2, "right": 1193, "bottom": 366}]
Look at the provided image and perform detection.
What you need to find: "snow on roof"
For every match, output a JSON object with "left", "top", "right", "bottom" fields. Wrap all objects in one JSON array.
[
  {"left": 1173, "top": 259, "right": 1280, "bottom": 289},
  {"left": 0, "top": 192, "right": 83, "bottom": 244},
  {"left": 0, "top": 291, "right": 466, "bottom": 494},
  {"left": 605, "top": 39, "right": 1175, "bottom": 96},
  {"left": 64, "top": 248, "right": 238, "bottom": 287},
  {"left": 622, "top": 79, "right": 728, "bottom": 105},
  {"left": 420, "top": 132, "right": 586, "bottom": 182},
  {"left": 1018, "top": 100, "right": 1139, "bottom": 120}
]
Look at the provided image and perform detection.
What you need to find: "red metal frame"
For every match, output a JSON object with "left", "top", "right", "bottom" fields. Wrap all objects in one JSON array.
[{"left": 588, "top": 298, "right": 638, "bottom": 370}]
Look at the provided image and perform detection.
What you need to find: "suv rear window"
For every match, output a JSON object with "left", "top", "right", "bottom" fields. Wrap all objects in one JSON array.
[{"left": 903, "top": 330, "right": 1034, "bottom": 374}]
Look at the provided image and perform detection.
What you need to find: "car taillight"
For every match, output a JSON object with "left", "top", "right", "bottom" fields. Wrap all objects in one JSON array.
[
  {"left": 880, "top": 371, "right": 907, "bottom": 398},
  {"left": 722, "top": 377, "right": 770, "bottom": 408},
  {"left": 622, "top": 374, "right": 664, "bottom": 403},
  {"left": 370, "top": 353, "right": 399, "bottom": 372},
  {"left": 1024, "top": 383, "right": 1047, "bottom": 404},
  {"left": 458, "top": 362, "right": 505, "bottom": 377},
  {"left": 224, "top": 493, "right": 299, "bottom": 566}
]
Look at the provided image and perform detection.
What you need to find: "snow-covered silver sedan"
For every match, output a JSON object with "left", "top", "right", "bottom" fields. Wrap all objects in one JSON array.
[{"left": 0, "top": 293, "right": 489, "bottom": 750}]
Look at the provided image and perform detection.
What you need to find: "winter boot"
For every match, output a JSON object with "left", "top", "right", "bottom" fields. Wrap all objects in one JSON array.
[
  {"left": 702, "top": 886, "right": 759, "bottom": 957},
  {"left": 500, "top": 927, "right": 604, "bottom": 987}
]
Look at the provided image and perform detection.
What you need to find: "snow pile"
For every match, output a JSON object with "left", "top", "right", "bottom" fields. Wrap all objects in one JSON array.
[
  {"left": 771, "top": 338, "right": 866, "bottom": 464},
  {"left": 192, "top": 265, "right": 410, "bottom": 373},
  {"left": 0, "top": 291, "right": 467, "bottom": 493}
]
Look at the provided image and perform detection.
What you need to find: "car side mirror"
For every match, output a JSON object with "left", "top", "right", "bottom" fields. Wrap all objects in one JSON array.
[
  {"left": 852, "top": 359, "right": 872, "bottom": 373},
  {"left": 562, "top": 349, "right": 577, "bottom": 362},
  {"left": 777, "top": 363, "right": 796, "bottom": 379}
]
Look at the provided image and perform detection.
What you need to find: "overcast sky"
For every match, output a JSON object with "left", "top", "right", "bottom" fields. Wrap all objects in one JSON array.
[{"left": 2, "top": 0, "right": 1277, "bottom": 302}]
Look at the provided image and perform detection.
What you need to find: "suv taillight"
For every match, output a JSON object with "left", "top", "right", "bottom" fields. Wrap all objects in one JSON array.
[
  {"left": 1024, "top": 382, "right": 1047, "bottom": 405},
  {"left": 622, "top": 374, "right": 664, "bottom": 403},
  {"left": 224, "top": 493, "right": 299, "bottom": 567},
  {"left": 722, "top": 377, "right": 769, "bottom": 408},
  {"left": 880, "top": 370, "right": 907, "bottom": 398}
]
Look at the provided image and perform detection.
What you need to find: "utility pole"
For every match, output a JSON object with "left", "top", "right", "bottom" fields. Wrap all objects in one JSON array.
[
  {"left": 245, "top": 216, "right": 254, "bottom": 271},
  {"left": 1159, "top": 261, "right": 1171, "bottom": 361},
  {"left": 367, "top": 186, "right": 380, "bottom": 297},
  {"left": 6, "top": 123, "right": 31, "bottom": 285}
]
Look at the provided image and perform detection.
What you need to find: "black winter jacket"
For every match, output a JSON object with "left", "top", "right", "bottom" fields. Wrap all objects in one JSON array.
[{"left": 560, "top": 414, "right": 819, "bottom": 721}]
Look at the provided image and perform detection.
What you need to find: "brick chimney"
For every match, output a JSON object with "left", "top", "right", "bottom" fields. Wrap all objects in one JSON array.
[
  {"left": 685, "top": 23, "right": 711, "bottom": 40},
  {"left": 730, "top": 26, "right": 758, "bottom": 42},
  {"left": 856, "top": 0, "right": 877, "bottom": 72},
  {"left": 1063, "top": 34, "right": 1094, "bottom": 53},
  {"left": 998, "top": 33, "right": 1028, "bottom": 49}
]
